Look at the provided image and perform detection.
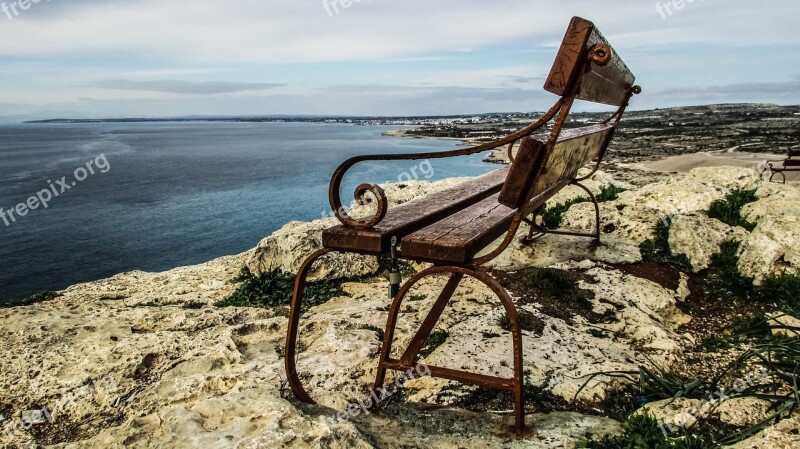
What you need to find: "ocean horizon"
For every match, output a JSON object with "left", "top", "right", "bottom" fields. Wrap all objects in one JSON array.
[{"left": 0, "top": 122, "right": 495, "bottom": 303}]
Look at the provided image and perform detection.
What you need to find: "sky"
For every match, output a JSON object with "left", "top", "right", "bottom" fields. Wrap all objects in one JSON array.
[{"left": 0, "top": 0, "right": 798, "bottom": 119}]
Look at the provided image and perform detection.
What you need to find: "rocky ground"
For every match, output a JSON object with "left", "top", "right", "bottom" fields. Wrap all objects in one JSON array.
[{"left": 1, "top": 164, "right": 799, "bottom": 448}]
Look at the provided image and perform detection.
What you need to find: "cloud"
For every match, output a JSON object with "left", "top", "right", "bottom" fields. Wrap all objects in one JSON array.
[
  {"left": 641, "top": 80, "right": 800, "bottom": 108},
  {"left": 93, "top": 79, "right": 284, "bottom": 95}
]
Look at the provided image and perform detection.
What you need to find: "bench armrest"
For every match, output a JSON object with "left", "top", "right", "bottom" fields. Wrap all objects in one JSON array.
[{"left": 329, "top": 101, "right": 565, "bottom": 229}]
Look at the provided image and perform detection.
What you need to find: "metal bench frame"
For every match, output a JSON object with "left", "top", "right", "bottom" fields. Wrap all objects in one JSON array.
[
  {"left": 284, "top": 17, "right": 639, "bottom": 435},
  {"left": 769, "top": 149, "right": 800, "bottom": 183}
]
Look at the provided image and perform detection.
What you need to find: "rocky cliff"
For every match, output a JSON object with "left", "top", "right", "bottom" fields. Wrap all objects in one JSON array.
[{"left": 1, "top": 167, "right": 798, "bottom": 448}]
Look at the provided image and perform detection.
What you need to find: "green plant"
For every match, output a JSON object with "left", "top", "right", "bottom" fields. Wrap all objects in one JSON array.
[
  {"left": 420, "top": 329, "right": 450, "bottom": 358},
  {"left": 639, "top": 220, "right": 693, "bottom": 271},
  {"left": 760, "top": 269, "right": 800, "bottom": 316},
  {"left": 407, "top": 294, "right": 427, "bottom": 302},
  {"left": 2, "top": 290, "right": 61, "bottom": 308},
  {"left": 708, "top": 240, "right": 755, "bottom": 296},
  {"left": 707, "top": 188, "right": 758, "bottom": 231},
  {"left": 526, "top": 267, "right": 594, "bottom": 310},
  {"left": 497, "top": 310, "right": 545, "bottom": 335},
  {"left": 182, "top": 301, "right": 206, "bottom": 309},
  {"left": 597, "top": 184, "right": 627, "bottom": 203},
  {"left": 542, "top": 196, "right": 589, "bottom": 229},
  {"left": 579, "top": 414, "right": 718, "bottom": 449},
  {"left": 215, "top": 266, "right": 347, "bottom": 309},
  {"left": 360, "top": 324, "right": 385, "bottom": 342}
]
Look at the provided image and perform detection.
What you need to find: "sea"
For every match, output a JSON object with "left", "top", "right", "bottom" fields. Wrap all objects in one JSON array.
[{"left": 0, "top": 122, "right": 495, "bottom": 303}]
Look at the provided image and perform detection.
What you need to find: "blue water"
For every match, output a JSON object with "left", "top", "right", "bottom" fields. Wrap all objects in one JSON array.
[{"left": 0, "top": 122, "right": 494, "bottom": 302}]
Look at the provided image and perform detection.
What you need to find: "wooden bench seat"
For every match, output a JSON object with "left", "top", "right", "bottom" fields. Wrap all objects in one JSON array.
[
  {"left": 322, "top": 166, "right": 509, "bottom": 253},
  {"left": 400, "top": 182, "right": 569, "bottom": 264}
]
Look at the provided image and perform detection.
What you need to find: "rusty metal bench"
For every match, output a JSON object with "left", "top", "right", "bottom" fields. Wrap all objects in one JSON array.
[
  {"left": 769, "top": 148, "right": 800, "bottom": 183},
  {"left": 284, "top": 16, "right": 639, "bottom": 434}
]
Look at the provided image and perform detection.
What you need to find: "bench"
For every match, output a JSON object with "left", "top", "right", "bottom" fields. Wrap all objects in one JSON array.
[
  {"left": 284, "top": 16, "right": 639, "bottom": 434},
  {"left": 769, "top": 148, "right": 800, "bottom": 183}
]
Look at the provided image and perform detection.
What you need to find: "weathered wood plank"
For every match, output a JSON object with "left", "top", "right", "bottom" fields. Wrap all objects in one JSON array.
[
  {"left": 544, "top": 16, "right": 635, "bottom": 106},
  {"left": 322, "top": 167, "right": 509, "bottom": 253},
  {"left": 526, "top": 124, "right": 614, "bottom": 203},
  {"left": 498, "top": 137, "right": 547, "bottom": 209},
  {"left": 401, "top": 180, "right": 571, "bottom": 264},
  {"left": 499, "top": 124, "right": 613, "bottom": 210}
]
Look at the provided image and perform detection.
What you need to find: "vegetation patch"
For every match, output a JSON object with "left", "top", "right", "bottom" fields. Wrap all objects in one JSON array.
[
  {"left": 760, "top": 269, "right": 800, "bottom": 316},
  {"left": 596, "top": 184, "right": 627, "bottom": 203},
  {"left": 419, "top": 329, "right": 449, "bottom": 358},
  {"left": 707, "top": 188, "right": 758, "bottom": 231},
  {"left": 496, "top": 267, "right": 603, "bottom": 324},
  {"left": 2, "top": 290, "right": 62, "bottom": 308},
  {"left": 542, "top": 196, "right": 589, "bottom": 229},
  {"left": 359, "top": 324, "right": 385, "bottom": 342},
  {"left": 497, "top": 310, "right": 545, "bottom": 335},
  {"left": 639, "top": 220, "right": 693, "bottom": 271},
  {"left": 449, "top": 371, "right": 568, "bottom": 414},
  {"left": 182, "top": 301, "right": 206, "bottom": 309},
  {"left": 579, "top": 414, "right": 718, "bottom": 449},
  {"left": 215, "top": 266, "right": 347, "bottom": 309}
]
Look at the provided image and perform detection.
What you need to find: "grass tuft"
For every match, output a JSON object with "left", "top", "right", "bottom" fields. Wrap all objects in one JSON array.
[
  {"left": 707, "top": 188, "right": 758, "bottom": 231},
  {"left": 596, "top": 184, "right": 627, "bottom": 203},
  {"left": 578, "top": 414, "right": 718, "bottom": 449},
  {"left": 419, "top": 329, "right": 449, "bottom": 358}
]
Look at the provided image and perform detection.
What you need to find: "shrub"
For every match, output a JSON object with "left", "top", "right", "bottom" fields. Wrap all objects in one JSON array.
[{"left": 708, "top": 188, "right": 758, "bottom": 231}]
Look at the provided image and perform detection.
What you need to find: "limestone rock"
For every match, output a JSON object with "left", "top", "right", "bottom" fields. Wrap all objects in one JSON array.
[
  {"left": 247, "top": 218, "right": 379, "bottom": 281},
  {"left": 668, "top": 214, "right": 748, "bottom": 272},
  {"left": 635, "top": 398, "right": 702, "bottom": 429},
  {"left": 725, "top": 415, "right": 800, "bottom": 449},
  {"left": 716, "top": 397, "right": 774, "bottom": 427},
  {"left": 742, "top": 182, "right": 800, "bottom": 223},
  {"left": 738, "top": 214, "right": 800, "bottom": 283}
]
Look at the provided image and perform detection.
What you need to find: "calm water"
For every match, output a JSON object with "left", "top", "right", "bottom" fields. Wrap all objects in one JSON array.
[{"left": 0, "top": 122, "right": 494, "bottom": 302}]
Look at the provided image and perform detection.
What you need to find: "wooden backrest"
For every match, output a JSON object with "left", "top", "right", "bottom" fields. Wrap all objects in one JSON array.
[
  {"left": 498, "top": 18, "right": 634, "bottom": 210},
  {"left": 544, "top": 17, "right": 635, "bottom": 106},
  {"left": 498, "top": 125, "right": 614, "bottom": 209}
]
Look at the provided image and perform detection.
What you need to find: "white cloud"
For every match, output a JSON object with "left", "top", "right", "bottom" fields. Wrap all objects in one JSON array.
[{"left": 0, "top": 0, "right": 798, "bottom": 116}]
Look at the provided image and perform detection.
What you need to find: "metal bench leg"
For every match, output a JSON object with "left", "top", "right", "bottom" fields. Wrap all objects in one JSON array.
[
  {"left": 374, "top": 266, "right": 526, "bottom": 435},
  {"left": 285, "top": 247, "right": 334, "bottom": 404},
  {"left": 770, "top": 170, "right": 787, "bottom": 184},
  {"left": 521, "top": 181, "right": 601, "bottom": 246}
]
